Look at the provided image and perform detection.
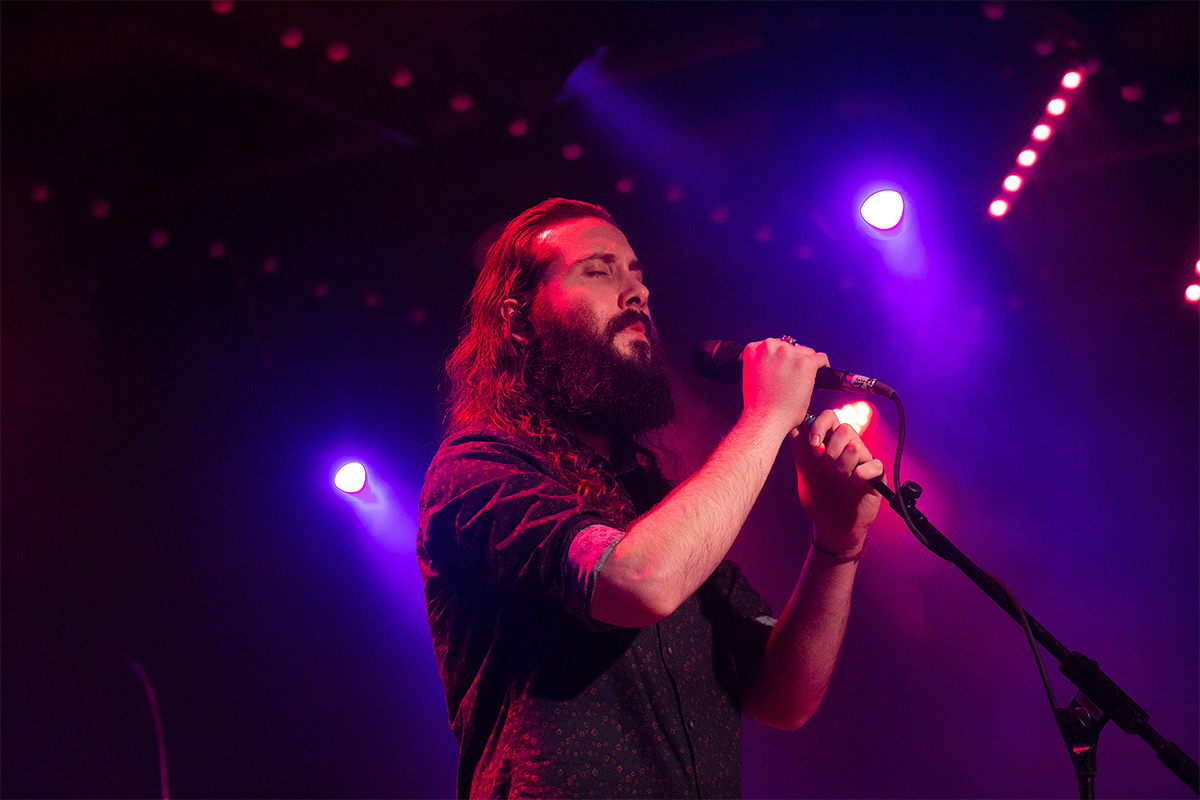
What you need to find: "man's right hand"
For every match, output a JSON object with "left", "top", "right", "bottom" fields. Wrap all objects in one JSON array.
[{"left": 739, "top": 338, "right": 829, "bottom": 437}]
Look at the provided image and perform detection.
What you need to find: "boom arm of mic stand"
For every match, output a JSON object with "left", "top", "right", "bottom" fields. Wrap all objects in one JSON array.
[{"left": 870, "top": 477, "right": 1199, "bottom": 796}]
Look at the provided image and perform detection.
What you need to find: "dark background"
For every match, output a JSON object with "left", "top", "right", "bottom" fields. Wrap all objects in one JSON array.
[{"left": 2, "top": 2, "right": 1197, "bottom": 798}]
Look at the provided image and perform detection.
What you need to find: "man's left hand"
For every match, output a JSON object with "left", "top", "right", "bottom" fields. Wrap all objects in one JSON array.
[{"left": 789, "top": 410, "right": 884, "bottom": 559}]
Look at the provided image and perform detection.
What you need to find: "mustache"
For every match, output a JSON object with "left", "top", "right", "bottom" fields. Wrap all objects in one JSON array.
[{"left": 604, "top": 308, "right": 653, "bottom": 340}]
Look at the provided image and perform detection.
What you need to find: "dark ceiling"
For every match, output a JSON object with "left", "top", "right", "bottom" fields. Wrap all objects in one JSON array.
[{"left": 2, "top": 2, "right": 1197, "bottom": 798}]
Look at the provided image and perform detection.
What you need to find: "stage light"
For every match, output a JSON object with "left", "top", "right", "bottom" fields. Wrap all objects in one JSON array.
[
  {"left": 1002, "top": 174, "right": 1023, "bottom": 192},
  {"left": 508, "top": 118, "right": 529, "bottom": 136},
  {"left": 833, "top": 401, "right": 874, "bottom": 435},
  {"left": 854, "top": 184, "right": 923, "bottom": 275},
  {"left": 1186, "top": 284, "right": 1200, "bottom": 304},
  {"left": 1121, "top": 84, "right": 1143, "bottom": 102},
  {"left": 988, "top": 198, "right": 1010, "bottom": 218},
  {"left": 450, "top": 92, "right": 472, "bottom": 113},
  {"left": 280, "top": 26, "right": 303, "bottom": 49},
  {"left": 391, "top": 67, "right": 414, "bottom": 88},
  {"left": 615, "top": 176, "right": 634, "bottom": 193},
  {"left": 1046, "top": 98, "right": 1067, "bottom": 116},
  {"left": 561, "top": 142, "right": 583, "bottom": 161},
  {"left": 335, "top": 462, "right": 368, "bottom": 493},
  {"left": 1031, "top": 123, "right": 1053, "bottom": 142},
  {"left": 1017, "top": 149, "right": 1038, "bottom": 167},
  {"left": 1061, "top": 70, "right": 1083, "bottom": 90},
  {"left": 326, "top": 41, "right": 349, "bottom": 63},
  {"left": 860, "top": 190, "right": 904, "bottom": 230}
]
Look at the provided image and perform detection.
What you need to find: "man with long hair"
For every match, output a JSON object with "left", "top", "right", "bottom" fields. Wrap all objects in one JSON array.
[{"left": 418, "top": 198, "right": 883, "bottom": 798}]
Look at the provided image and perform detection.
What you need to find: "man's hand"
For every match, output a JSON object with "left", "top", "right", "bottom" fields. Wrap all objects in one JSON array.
[
  {"left": 740, "top": 338, "right": 828, "bottom": 437},
  {"left": 744, "top": 409, "right": 885, "bottom": 730},
  {"left": 790, "top": 409, "right": 884, "bottom": 559}
]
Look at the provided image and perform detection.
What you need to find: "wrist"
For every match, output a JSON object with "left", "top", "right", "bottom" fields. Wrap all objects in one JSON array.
[
  {"left": 736, "top": 406, "right": 796, "bottom": 444},
  {"left": 810, "top": 534, "right": 868, "bottom": 563}
]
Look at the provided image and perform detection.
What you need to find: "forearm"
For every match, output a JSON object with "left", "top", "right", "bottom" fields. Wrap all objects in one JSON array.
[
  {"left": 590, "top": 410, "right": 789, "bottom": 627},
  {"left": 741, "top": 545, "right": 860, "bottom": 729}
]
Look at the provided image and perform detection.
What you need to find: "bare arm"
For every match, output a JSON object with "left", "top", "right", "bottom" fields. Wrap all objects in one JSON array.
[
  {"left": 590, "top": 339, "right": 827, "bottom": 628},
  {"left": 742, "top": 412, "right": 883, "bottom": 729}
]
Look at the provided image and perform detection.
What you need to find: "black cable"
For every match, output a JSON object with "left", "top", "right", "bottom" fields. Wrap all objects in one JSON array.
[{"left": 883, "top": 394, "right": 1058, "bottom": 713}]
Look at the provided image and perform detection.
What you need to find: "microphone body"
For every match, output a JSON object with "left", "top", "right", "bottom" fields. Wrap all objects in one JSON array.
[{"left": 691, "top": 339, "right": 896, "bottom": 399}]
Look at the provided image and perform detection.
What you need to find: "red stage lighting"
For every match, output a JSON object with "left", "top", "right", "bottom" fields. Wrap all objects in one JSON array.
[
  {"left": 326, "top": 41, "right": 349, "bottom": 63},
  {"left": 280, "top": 26, "right": 303, "bottom": 49},
  {"left": 391, "top": 67, "right": 414, "bottom": 88},
  {"left": 833, "top": 401, "right": 875, "bottom": 435}
]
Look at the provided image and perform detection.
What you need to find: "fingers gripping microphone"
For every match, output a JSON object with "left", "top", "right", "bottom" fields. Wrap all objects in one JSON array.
[{"left": 691, "top": 339, "right": 897, "bottom": 399}]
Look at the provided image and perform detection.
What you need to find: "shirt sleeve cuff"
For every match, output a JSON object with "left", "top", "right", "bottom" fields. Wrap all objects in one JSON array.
[{"left": 566, "top": 523, "right": 626, "bottom": 625}]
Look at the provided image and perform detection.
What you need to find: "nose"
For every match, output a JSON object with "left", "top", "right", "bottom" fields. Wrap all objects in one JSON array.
[{"left": 620, "top": 270, "right": 648, "bottom": 310}]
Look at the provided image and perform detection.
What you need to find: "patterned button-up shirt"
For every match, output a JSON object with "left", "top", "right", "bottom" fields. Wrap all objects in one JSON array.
[{"left": 417, "top": 425, "right": 775, "bottom": 798}]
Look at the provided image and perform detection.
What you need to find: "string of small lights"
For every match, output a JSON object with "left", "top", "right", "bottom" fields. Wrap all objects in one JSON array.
[{"left": 20, "top": 1, "right": 1197, "bottom": 317}]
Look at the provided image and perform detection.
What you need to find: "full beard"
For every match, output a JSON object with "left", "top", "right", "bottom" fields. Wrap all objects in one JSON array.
[{"left": 526, "top": 304, "right": 676, "bottom": 437}]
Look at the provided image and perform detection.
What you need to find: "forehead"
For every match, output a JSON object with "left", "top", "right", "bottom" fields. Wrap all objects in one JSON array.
[{"left": 536, "top": 217, "right": 632, "bottom": 262}]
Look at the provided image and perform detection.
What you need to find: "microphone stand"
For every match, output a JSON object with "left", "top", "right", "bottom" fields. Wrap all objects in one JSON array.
[{"left": 868, "top": 477, "right": 1199, "bottom": 799}]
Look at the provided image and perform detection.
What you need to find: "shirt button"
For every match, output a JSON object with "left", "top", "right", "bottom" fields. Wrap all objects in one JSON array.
[{"left": 665, "top": 646, "right": 673, "bottom": 655}]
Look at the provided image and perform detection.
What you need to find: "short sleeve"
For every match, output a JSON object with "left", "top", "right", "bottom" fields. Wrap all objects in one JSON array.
[{"left": 418, "top": 427, "right": 623, "bottom": 624}]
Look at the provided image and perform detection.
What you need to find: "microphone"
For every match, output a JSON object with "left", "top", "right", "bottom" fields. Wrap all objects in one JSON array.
[{"left": 691, "top": 339, "right": 897, "bottom": 399}]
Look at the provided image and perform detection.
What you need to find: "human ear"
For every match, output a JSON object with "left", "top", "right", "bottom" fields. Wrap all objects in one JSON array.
[{"left": 500, "top": 298, "right": 532, "bottom": 345}]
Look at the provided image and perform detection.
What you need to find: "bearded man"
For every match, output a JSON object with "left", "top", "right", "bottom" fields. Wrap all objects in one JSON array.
[{"left": 417, "top": 198, "right": 883, "bottom": 798}]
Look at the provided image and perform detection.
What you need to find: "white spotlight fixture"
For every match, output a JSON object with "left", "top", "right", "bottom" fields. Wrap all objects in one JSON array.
[
  {"left": 860, "top": 190, "right": 904, "bottom": 231},
  {"left": 334, "top": 461, "right": 368, "bottom": 493}
]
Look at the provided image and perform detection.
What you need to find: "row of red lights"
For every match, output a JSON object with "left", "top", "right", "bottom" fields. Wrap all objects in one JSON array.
[
  {"left": 35, "top": 3, "right": 1200, "bottom": 309},
  {"left": 988, "top": 68, "right": 1085, "bottom": 219},
  {"left": 986, "top": 67, "right": 1199, "bottom": 307},
  {"left": 35, "top": 0, "right": 803, "bottom": 282},
  {"left": 211, "top": 0, "right": 480, "bottom": 119}
]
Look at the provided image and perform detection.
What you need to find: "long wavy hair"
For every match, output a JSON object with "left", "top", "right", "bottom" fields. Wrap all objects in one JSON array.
[{"left": 445, "top": 198, "right": 646, "bottom": 526}]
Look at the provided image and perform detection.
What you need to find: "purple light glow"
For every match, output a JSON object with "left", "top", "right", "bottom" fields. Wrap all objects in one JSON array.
[
  {"left": 860, "top": 190, "right": 905, "bottom": 230},
  {"left": 334, "top": 462, "right": 367, "bottom": 493}
]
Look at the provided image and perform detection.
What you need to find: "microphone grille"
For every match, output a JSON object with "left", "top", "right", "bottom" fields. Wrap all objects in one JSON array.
[{"left": 691, "top": 340, "right": 743, "bottom": 384}]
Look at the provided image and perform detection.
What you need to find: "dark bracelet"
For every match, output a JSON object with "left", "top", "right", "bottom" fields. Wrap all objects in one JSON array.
[{"left": 811, "top": 536, "right": 868, "bottom": 562}]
